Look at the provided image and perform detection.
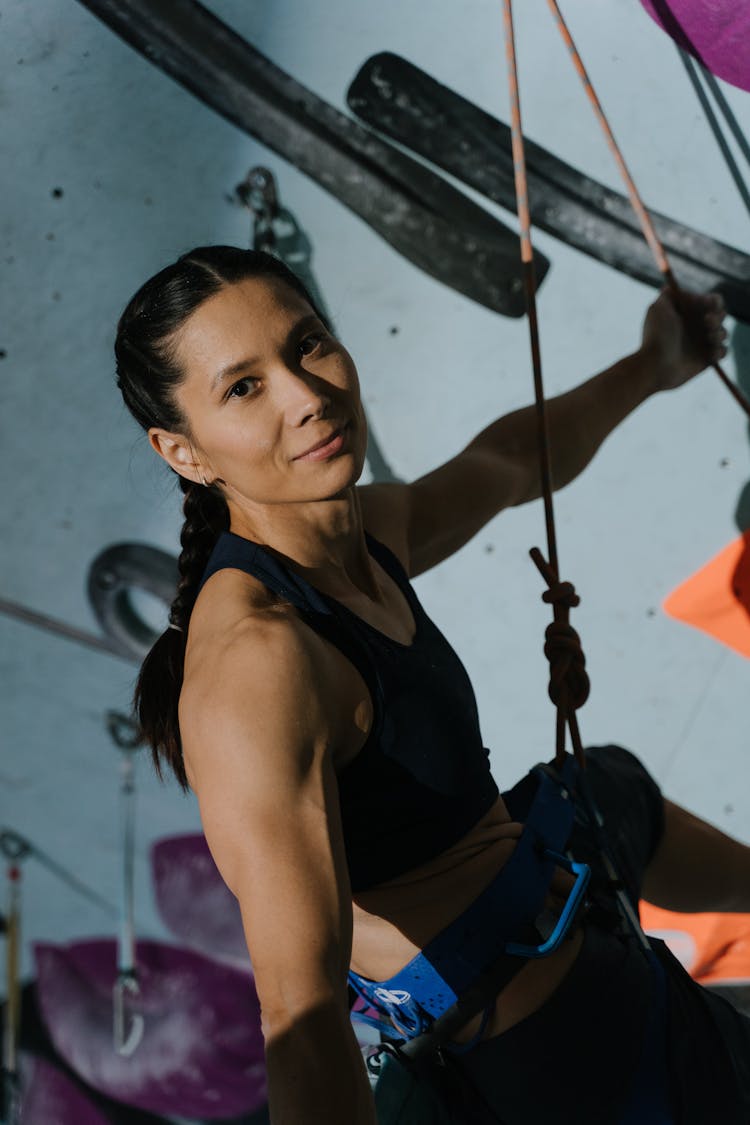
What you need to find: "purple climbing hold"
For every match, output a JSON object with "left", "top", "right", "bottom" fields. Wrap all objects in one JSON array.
[
  {"left": 33, "top": 938, "right": 267, "bottom": 1119},
  {"left": 151, "top": 834, "right": 248, "bottom": 965},
  {"left": 19, "top": 1054, "right": 111, "bottom": 1125},
  {"left": 640, "top": 0, "right": 750, "bottom": 92}
]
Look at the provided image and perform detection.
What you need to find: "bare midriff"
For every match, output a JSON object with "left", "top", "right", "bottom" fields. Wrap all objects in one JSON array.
[{"left": 350, "top": 795, "right": 585, "bottom": 1044}]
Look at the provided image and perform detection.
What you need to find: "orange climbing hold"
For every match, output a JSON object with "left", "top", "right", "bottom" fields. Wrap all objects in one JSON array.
[
  {"left": 641, "top": 900, "right": 750, "bottom": 984},
  {"left": 662, "top": 530, "right": 750, "bottom": 658}
]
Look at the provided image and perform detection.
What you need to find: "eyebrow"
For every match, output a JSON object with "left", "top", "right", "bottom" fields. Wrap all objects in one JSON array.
[{"left": 210, "top": 313, "right": 323, "bottom": 393}]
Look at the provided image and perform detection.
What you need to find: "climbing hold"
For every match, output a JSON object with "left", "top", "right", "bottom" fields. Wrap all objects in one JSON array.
[{"left": 640, "top": 0, "right": 750, "bottom": 93}]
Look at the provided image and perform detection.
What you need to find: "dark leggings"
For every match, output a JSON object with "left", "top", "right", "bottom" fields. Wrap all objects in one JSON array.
[{"left": 448, "top": 746, "right": 750, "bottom": 1125}]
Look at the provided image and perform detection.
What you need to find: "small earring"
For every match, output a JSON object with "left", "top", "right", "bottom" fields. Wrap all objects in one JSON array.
[{"left": 199, "top": 472, "right": 207, "bottom": 487}]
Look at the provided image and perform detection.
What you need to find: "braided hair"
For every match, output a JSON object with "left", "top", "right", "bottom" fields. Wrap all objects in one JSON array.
[{"left": 115, "top": 245, "right": 330, "bottom": 790}]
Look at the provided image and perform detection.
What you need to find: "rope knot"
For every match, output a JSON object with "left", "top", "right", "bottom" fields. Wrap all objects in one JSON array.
[
  {"left": 543, "top": 620, "right": 590, "bottom": 710},
  {"left": 529, "top": 546, "right": 591, "bottom": 722},
  {"left": 541, "top": 578, "right": 580, "bottom": 611}
]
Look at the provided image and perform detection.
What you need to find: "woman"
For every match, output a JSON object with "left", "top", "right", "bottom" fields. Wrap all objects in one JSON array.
[{"left": 115, "top": 245, "right": 749, "bottom": 1124}]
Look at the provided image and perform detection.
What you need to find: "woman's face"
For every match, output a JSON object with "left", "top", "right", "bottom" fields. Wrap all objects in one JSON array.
[{"left": 163, "top": 276, "right": 368, "bottom": 513}]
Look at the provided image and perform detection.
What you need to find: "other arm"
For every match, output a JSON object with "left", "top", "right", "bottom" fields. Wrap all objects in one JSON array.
[
  {"left": 182, "top": 620, "right": 377, "bottom": 1125},
  {"left": 360, "top": 289, "right": 727, "bottom": 576}
]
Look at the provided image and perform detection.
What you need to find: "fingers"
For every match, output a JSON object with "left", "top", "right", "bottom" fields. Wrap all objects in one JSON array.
[
  {"left": 704, "top": 292, "right": 729, "bottom": 360},
  {"left": 673, "top": 287, "right": 729, "bottom": 362}
]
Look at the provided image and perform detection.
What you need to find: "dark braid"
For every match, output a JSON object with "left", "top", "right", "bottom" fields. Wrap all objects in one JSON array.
[
  {"left": 116, "top": 245, "right": 329, "bottom": 790},
  {"left": 134, "top": 479, "right": 229, "bottom": 789},
  {"left": 170, "top": 477, "right": 230, "bottom": 629}
]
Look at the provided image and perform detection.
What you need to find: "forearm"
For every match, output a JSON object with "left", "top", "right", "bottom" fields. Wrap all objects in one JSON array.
[
  {"left": 264, "top": 997, "right": 378, "bottom": 1125},
  {"left": 474, "top": 346, "right": 663, "bottom": 504},
  {"left": 544, "top": 346, "right": 663, "bottom": 495}
]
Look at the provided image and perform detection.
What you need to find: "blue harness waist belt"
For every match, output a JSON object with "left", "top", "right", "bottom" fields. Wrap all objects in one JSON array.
[{"left": 349, "top": 756, "right": 590, "bottom": 1044}]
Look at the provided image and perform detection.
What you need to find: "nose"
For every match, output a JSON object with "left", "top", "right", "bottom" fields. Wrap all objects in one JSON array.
[{"left": 275, "top": 364, "right": 331, "bottom": 427}]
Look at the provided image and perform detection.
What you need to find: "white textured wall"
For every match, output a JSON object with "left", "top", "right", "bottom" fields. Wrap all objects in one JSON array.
[{"left": 3, "top": 0, "right": 749, "bottom": 996}]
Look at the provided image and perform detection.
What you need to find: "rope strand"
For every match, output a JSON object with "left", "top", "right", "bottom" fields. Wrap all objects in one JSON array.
[
  {"left": 546, "top": 0, "right": 750, "bottom": 420},
  {"left": 501, "top": 0, "right": 558, "bottom": 577}
]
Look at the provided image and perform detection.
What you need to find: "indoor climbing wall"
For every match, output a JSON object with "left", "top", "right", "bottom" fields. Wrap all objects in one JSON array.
[{"left": 2, "top": 0, "right": 749, "bottom": 1121}]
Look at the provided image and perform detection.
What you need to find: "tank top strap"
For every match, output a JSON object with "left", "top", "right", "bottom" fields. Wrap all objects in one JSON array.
[
  {"left": 198, "top": 530, "right": 330, "bottom": 614},
  {"left": 197, "top": 530, "right": 386, "bottom": 741}
]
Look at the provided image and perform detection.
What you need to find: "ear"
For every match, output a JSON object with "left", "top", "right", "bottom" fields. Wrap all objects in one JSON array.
[{"left": 148, "top": 428, "right": 205, "bottom": 485}]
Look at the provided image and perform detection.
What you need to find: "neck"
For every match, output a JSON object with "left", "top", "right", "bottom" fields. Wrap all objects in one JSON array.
[{"left": 227, "top": 488, "right": 379, "bottom": 600}]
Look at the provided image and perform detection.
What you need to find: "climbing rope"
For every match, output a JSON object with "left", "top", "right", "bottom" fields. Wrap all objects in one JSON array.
[
  {"left": 501, "top": 0, "right": 590, "bottom": 769},
  {"left": 502, "top": 0, "right": 750, "bottom": 771},
  {"left": 500, "top": 0, "right": 684, "bottom": 954},
  {"left": 546, "top": 0, "right": 750, "bottom": 420}
]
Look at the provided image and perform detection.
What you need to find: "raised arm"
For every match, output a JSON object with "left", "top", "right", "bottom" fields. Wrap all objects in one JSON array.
[
  {"left": 360, "top": 288, "right": 727, "bottom": 576},
  {"left": 181, "top": 618, "right": 377, "bottom": 1125}
]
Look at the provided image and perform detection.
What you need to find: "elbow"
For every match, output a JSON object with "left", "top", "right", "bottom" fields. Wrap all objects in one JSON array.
[
  {"left": 254, "top": 963, "right": 350, "bottom": 1039},
  {"left": 259, "top": 979, "right": 349, "bottom": 1040}
]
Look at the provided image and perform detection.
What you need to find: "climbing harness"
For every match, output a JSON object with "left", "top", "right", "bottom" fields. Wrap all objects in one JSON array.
[{"left": 349, "top": 756, "right": 589, "bottom": 1053}]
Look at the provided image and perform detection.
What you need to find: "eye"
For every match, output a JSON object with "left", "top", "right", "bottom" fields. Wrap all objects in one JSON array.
[
  {"left": 226, "top": 376, "right": 259, "bottom": 400},
  {"left": 298, "top": 331, "right": 327, "bottom": 357}
]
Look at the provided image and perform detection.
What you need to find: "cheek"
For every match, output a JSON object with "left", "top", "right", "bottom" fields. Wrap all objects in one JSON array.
[
  {"left": 331, "top": 345, "right": 359, "bottom": 390},
  {"left": 345, "top": 354, "right": 361, "bottom": 393},
  {"left": 199, "top": 411, "right": 275, "bottom": 473}
]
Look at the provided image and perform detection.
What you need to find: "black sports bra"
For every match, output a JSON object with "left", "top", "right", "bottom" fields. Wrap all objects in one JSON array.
[{"left": 198, "top": 529, "right": 500, "bottom": 891}]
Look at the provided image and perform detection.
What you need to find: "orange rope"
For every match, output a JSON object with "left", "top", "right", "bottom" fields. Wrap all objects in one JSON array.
[{"left": 546, "top": 0, "right": 750, "bottom": 420}]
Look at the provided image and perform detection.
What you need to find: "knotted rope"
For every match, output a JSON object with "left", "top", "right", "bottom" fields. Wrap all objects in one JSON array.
[
  {"left": 501, "top": 0, "right": 748, "bottom": 769},
  {"left": 501, "top": 0, "right": 591, "bottom": 769},
  {"left": 500, "top": 1, "right": 696, "bottom": 954},
  {"left": 530, "top": 547, "right": 590, "bottom": 764}
]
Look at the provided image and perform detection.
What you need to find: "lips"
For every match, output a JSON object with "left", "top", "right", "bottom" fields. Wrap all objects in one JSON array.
[{"left": 294, "top": 424, "right": 347, "bottom": 460}]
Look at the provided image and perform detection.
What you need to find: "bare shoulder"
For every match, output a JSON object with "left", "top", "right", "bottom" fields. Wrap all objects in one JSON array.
[
  {"left": 356, "top": 481, "right": 412, "bottom": 572},
  {"left": 176, "top": 577, "right": 358, "bottom": 1013},
  {"left": 182, "top": 593, "right": 333, "bottom": 769},
  {"left": 179, "top": 569, "right": 367, "bottom": 805}
]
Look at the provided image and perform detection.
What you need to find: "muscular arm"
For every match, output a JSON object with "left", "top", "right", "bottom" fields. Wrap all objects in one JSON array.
[
  {"left": 360, "top": 288, "right": 727, "bottom": 576},
  {"left": 182, "top": 619, "right": 377, "bottom": 1125}
]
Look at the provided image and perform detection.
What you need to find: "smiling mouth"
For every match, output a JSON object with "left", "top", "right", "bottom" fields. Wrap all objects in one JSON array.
[{"left": 294, "top": 424, "right": 348, "bottom": 461}]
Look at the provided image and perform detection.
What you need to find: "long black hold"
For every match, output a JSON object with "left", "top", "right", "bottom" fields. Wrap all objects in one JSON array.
[
  {"left": 74, "top": 0, "right": 549, "bottom": 317},
  {"left": 348, "top": 52, "right": 750, "bottom": 323}
]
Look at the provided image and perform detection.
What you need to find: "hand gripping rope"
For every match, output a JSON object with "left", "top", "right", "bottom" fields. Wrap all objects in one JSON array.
[{"left": 545, "top": 0, "right": 750, "bottom": 420}]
